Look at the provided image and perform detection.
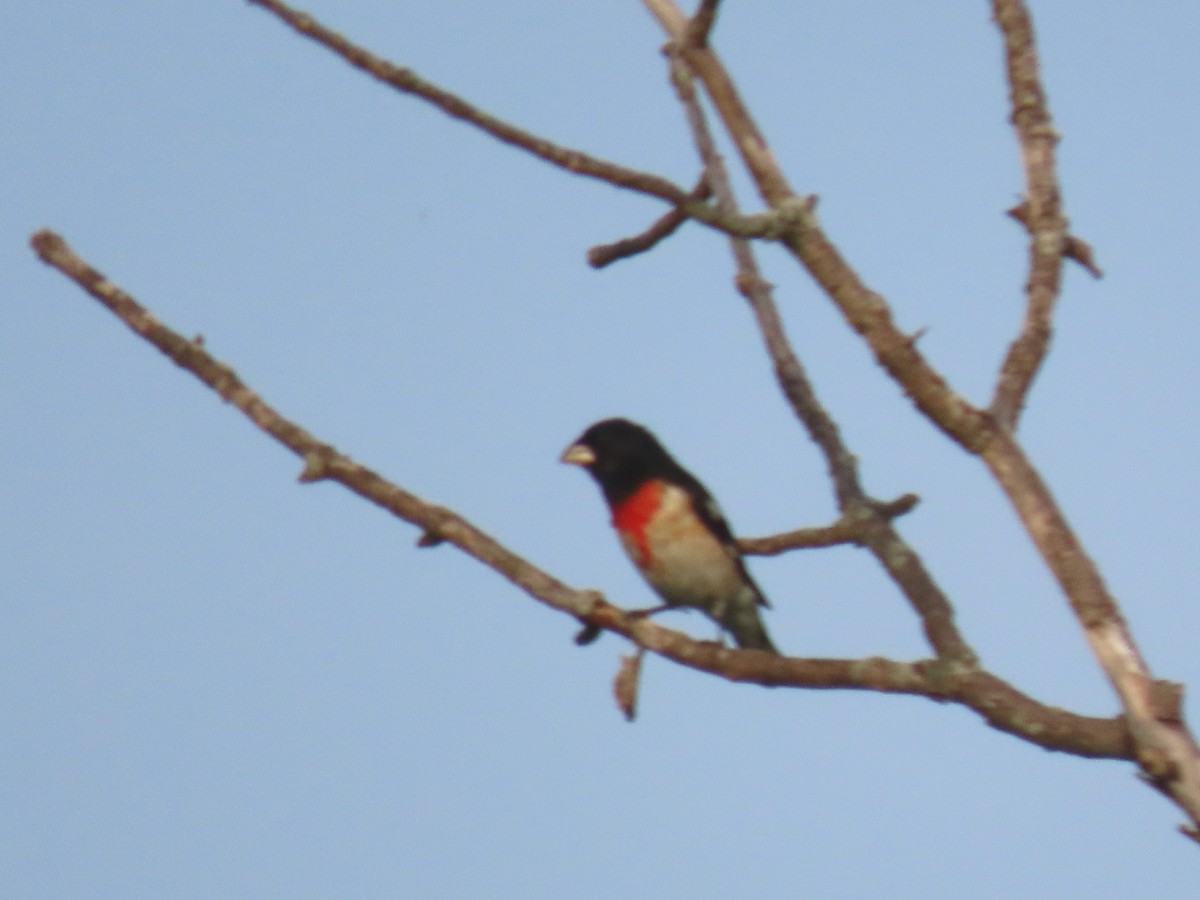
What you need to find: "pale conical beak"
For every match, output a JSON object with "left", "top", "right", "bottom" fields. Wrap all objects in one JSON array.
[{"left": 560, "top": 443, "right": 595, "bottom": 466}]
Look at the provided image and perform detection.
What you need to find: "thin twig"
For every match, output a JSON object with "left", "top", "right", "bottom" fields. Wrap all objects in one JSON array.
[
  {"left": 738, "top": 498, "right": 920, "bottom": 555},
  {"left": 245, "top": 0, "right": 678, "bottom": 200},
  {"left": 739, "top": 521, "right": 862, "bottom": 555},
  {"left": 1008, "top": 202, "right": 1103, "bottom": 278},
  {"left": 588, "top": 176, "right": 712, "bottom": 268},
  {"left": 988, "top": 0, "right": 1070, "bottom": 430},
  {"left": 245, "top": 0, "right": 783, "bottom": 244}
]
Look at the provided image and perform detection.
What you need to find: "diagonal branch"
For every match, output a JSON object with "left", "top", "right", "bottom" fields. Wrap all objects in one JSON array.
[
  {"left": 588, "top": 176, "right": 712, "bottom": 268},
  {"left": 686, "top": 0, "right": 723, "bottom": 47},
  {"left": 249, "top": 0, "right": 993, "bottom": 454},
  {"left": 244, "top": 0, "right": 781, "bottom": 243},
  {"left": 664, "top": 50, "right": 976, "bottom": 665},
  {"left": 988, "top": 0, "right": 1069, "bottom": 431},
  {"left": 643, "top": 0, "right": 994, "bottom": 453},
  {"left": 30, "top": 227, "right": 1131, "bottom": 760},
  {"left": 246, "top": 0, "right": 679, "bottom": 201},
  {"left": 982, "top": 429, "right": 1200, "bottom": 822},
  {"left": 29, "top": 230, "right": 583, "bottom": 619}
]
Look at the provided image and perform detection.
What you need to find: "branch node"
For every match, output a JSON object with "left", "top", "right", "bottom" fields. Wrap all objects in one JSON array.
[
  {"left": 587, "top": 175, "right": 711, "bottom": 268},
  {"left": 573, "top": 591, "right": 610, "bottom": 644},
  {"left": 733, "top": 269, "right": 773, "bottom": 297},
  {"left": 416, "top": 530, "right": 446, "bottom": 548},
  {"left": 298, "top": 447, "right": 335, "bottom": 483},
  {"left": 775, "top": 194, "right": 818, "bottom": 235},
  {"left": 1149, "top": 680, "right": 1186, "bottom": 725},
  {"left": 905, "top": 326, "right": 929, "bottom": 348},
  {"left": 1007, "top": 202, "right": 1103, "bottom": 279},
  {"left": 1136, "top": 746, "right": 1180, "bottom": 784},
  {"left": 1064, "top": 235, "right": 1104, "bottom": 279},
  {"left": 871, "top": 493, "right": 921, "bottom": 520},
  {"left": 911, "top": 658, "right": 955, "bottom": 696}
]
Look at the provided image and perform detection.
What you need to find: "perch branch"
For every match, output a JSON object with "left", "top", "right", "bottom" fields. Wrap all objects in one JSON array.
[{"left": 31, "top": 227, "right": 1131, "bottom": 760}]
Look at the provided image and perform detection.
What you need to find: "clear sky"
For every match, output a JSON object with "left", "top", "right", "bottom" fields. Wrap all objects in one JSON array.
[{"left": 5, "top": 2, "right": 1200, "bottom": 897}]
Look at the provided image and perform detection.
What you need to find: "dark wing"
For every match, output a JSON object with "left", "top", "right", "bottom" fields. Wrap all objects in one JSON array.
[{"left": 674, "top": 468, "right": 772, "bottom": 610}]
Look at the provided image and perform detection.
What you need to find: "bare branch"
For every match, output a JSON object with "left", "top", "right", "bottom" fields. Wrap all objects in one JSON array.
[
  {"left": 989, "top": 0, "right": 1200, "bottom": 832},
  {"left": 982, "top": 429, "right": 1200, "bottom": 825},
  {"left": 31, "top": 227, "right": 1132, "bottom": 760},
  {"left": 988, "top": 0, "right": 1072, "bottom": 430},
  {"left": 640, "top": 0, "right": 1200, "bottom": 829},
  {"left": 686, "top": 0, "right": 723, "bottom": 47},
  {"left": 663, "top": 55, "right": 855, "bottom": 503},
  {"left": 1008, "top": 202, "right": 1103, "bottom": 279},
  {"left": 244, "top": 0, "right": 790, "bottom": 245},
  {"left": 988, "top": 0, "right": 1075, "bottom": 429},
  {"left": 581, "top": 589, "right": 1127, "bottom": 755},
  {"left": 739, "top": 522, "right": 862, "bottom": 555},
  {"left": 588, "top": 176, "right": 712, "bottom": 268},
  {"left": 245, "top": 0, "right": 684, "bottom": 202},
  {"left": 28, "top": 229, "right": 592, "bottom": 622},
  {"left": 646, "top": 0, "right": 792, "bottom": 205},
  {"left": 736, "top": 495, "right": 925, "bottom": 555}
]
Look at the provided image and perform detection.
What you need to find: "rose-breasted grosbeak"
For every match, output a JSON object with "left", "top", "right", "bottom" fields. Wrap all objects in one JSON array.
[{"left": 561, "top": 418, "right": 778, "bottom": 653}]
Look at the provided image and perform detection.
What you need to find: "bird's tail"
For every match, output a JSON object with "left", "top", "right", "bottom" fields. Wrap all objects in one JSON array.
[{"left": 722, "top": 603, "right": 778, "bottom": 654}]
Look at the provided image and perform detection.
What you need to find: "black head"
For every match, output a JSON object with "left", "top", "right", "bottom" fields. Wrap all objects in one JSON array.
[{"left": 560, "top": 418, "right": 684, "bottom": 503}]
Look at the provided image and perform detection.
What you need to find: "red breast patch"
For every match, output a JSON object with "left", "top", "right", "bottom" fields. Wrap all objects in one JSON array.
[{"left": 611, "top": 479, "right": 663, "bottom": 566}]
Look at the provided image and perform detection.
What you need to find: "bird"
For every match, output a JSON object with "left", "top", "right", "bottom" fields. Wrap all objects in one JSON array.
[{"left": 560, "top": 417, "right": 778, "bottom": 653}]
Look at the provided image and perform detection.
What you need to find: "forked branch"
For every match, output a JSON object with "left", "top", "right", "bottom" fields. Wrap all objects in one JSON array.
[
  {"left": 642, "top": 0, "right": 1200, "bottom": 832},
  {"left": 36, "top": 0, "right": 1200, "bottom": 839}
]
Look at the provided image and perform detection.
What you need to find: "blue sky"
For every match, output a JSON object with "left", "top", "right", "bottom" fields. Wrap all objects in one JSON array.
[{"left": 5, "top": 2, "right": 1200, "bottom": 897}]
